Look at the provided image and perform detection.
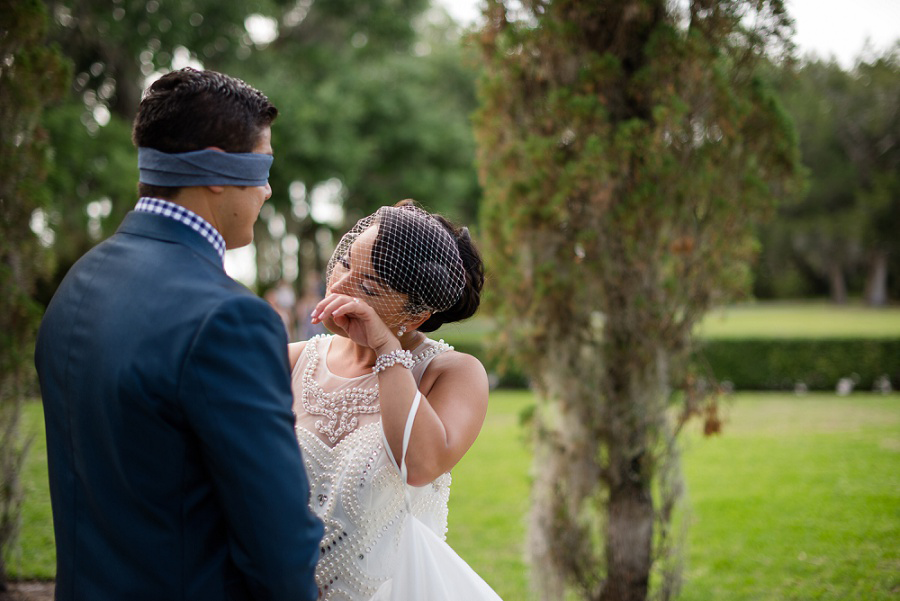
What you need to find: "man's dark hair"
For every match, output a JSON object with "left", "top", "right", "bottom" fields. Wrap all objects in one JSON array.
[{"left": 132, "top": 68, "right": 278, "bottom": 199}]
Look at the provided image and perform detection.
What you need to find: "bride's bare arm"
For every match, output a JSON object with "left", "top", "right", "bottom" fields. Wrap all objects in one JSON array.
[{"left": 378, "top": 351, "right": 489, "bottom": 487}]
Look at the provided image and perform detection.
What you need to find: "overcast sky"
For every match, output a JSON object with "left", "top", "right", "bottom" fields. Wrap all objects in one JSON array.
[{"left": 436, "top": 0, "right": 899, "bottom": 67}]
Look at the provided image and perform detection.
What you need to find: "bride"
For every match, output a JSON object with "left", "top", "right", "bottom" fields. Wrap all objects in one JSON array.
[{"left": 288, "top": 201, "right": 503, "bottom": 600}]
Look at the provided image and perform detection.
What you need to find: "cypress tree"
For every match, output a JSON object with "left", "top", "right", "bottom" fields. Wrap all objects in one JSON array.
[{"left": 474, "top": 1, "right": 801, "bottom": 599}]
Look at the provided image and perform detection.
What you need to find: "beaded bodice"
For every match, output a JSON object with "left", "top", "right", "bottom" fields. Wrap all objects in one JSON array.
[
  {"left": 297, "top": 336, "right": 381, "bottom": 444},
  {"left": 291, "top": 335, "right": 453, "bottom": 601}
]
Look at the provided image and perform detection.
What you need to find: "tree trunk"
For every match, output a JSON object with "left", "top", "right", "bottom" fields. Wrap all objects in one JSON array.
[
  {"left": 528, "top": 431, "right": 569, "bottom": 600},
  {"left": 598, "top": 335, "right": 669, "bottom": 601},
  {"left": 864, "top": 250, "right": 889, "bottom": 307},
  {"left": 828, "top": 263, "right": 847, "bottom": 304},
  {"left": 599, "top": 384, "right": 660, "bottom": 599},
  {"left": 603, "top": 472, "right": 654, "bottom": 601}
]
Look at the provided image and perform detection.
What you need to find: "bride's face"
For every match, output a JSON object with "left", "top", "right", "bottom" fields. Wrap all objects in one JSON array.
[{"left": 326, "top": 225, "right": 410, "bottom": 330}]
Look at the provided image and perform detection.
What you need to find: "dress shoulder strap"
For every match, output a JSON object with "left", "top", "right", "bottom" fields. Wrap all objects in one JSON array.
[
  {"left": 381, "top": 389, "right": 423, "bottom": 505},
  {"left": 399, "top": 391, "right": 422, "bottom": 491}
]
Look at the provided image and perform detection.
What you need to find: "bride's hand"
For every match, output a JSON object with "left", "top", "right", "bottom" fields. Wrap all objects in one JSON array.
[{"left": 310, "top": 294, "right": 397, "bottom": 353}]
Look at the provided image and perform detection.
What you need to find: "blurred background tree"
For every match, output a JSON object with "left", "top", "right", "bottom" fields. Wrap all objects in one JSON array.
[
  {"left": 35, "top": 0, "right": 288, "bottom": 300},
  {"left": 0, "top": 0, "right": 70, "bottom": 589},
  {"left": 754, "top": 46, "right": 899, "bottom": 305},
  {"left": 227, "top": 0, "right": 480, "bottom": 292},
  {"left": 474, "top": 1, "right": 801, "bottom": 599},
  {"left": 33, "top": 0, "right": 481, "bottom": 308},
  {"left": 28, "top": 0, "right": 896, "bottom": 312}
]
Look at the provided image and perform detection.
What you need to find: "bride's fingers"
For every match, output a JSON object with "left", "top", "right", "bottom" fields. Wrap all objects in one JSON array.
[
  {"left": 311, "top": 294, "right": 365, "bottom": 324},
  {"left": 310, "top": 293, "right": 342, "bottom": 319},
  {"left": 331, "top": 298, "right": 372, "bottom": 321},
  {"left": 310, "top": 298, "right": 340, "bottom": 324}
]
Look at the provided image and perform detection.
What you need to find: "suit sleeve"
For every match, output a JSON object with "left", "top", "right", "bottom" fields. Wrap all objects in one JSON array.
[{"left": 180, "top": 294, "right": 323, "bottom": 601}]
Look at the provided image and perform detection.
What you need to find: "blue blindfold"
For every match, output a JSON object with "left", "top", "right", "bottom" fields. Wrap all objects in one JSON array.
[{"left": 138, "top": 147, "right": 273, "bottom": 187}]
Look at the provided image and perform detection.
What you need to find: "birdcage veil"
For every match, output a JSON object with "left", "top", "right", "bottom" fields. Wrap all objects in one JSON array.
[{"left": 325, "top": 204, "right": 465, "bottom": 328}]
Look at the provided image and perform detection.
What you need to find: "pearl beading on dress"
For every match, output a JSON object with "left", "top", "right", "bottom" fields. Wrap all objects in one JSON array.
[
  {"left": 411, "top": 338, "right": 454, "bottom": 365},
  {"left": 301, "top": 335, "right": 453, "bottom": 444},
  {"left": 301, "top": 336, "right": 380, "bottom": 444}
]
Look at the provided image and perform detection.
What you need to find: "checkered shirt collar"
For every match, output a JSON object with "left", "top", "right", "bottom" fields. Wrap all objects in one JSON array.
[{"left": 134, "top": 197, "right": 226, "bottom": 262}]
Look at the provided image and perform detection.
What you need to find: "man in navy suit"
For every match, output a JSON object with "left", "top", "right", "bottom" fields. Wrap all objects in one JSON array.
[{"left": 35, "top": 68, "right": 323, "bottom": 601}]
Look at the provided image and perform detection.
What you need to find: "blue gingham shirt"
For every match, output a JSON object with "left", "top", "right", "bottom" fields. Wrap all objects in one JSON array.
[{"left": 135, "top": 197, "right": 226, "bottom": 262}]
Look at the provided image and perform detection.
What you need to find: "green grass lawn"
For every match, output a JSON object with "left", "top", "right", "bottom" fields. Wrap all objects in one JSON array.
[
  {"left": 10, "top": 401, "right": 54, "bottom": 580},
  {"left": 449, "top": 391, "right": 899, "bottom": 600},
  {"left": 448, "top": 392, "right": 532, "bottom": 598},
  {"left": 14, "top": 392, "right": 900, "bottom": 600},
  {"left": 676, "top": 394, "right": 900, "bottom": 600},
  {"left": 696, "top": 302, "right": 900, "bottom": 339}
]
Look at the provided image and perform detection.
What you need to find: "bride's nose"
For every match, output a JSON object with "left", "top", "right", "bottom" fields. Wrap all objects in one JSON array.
[{"left": 328, "top": 272, "right": 352, "bottom": 296}]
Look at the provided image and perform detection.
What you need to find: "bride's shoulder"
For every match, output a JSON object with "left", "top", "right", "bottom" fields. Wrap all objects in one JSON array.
[
  {"left": 288, "top": 335, "right": 331, "bottom": 370},
  {"left": 287, "top": 341, "right": 307, "bottom": 370},
  {"left": 418, "top": 343, "right": 489, "bottom": 411},
  {"left": 424, "top": 342, "right": 487, "bottom": 383}
]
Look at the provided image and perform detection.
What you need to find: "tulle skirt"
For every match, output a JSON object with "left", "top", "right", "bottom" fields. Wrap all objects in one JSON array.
[{"left": 369, "top": 512, "right": 503, "bottom": 601}]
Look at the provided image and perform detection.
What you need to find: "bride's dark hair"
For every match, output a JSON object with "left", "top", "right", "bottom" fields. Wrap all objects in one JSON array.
[{"left": 373, "top": 200, "right": 484, "bottom": 332}]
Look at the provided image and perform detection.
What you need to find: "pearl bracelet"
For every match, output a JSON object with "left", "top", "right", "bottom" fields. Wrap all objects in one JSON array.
[{"left": 373, "top": 349, "right": 415, "bottom": 374}]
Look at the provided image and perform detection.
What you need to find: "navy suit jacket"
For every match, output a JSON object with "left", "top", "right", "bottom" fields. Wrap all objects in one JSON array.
[{"left": 35, "top": 210, "right": 323, "bottom": 601}]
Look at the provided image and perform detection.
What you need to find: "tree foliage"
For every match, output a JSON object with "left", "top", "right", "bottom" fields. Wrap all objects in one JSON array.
[
  {"left": 756, "top": 48, "right": 900, "bottom": 304},
  {"left": 44, "top": 0, "right": 291, "bottom": 119},
  {"left": 227, "top": 4, "right": 481, "bottom": 287},
  {"left": 35, "top": 0, "right": 296, "bottom": 300},
  {"left": 0, "top": 0, "right": 70, "bottom": 587},
  {"left": 473, "top": 1, "right": 801, "bottom": 599},
  {"left": 35, "top": 0, "right": 481, "bottom": 299}
]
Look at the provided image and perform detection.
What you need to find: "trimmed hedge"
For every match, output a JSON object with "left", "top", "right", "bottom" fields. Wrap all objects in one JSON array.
[
  {"left": 448, "top": 338, "right": 900, "bottom": 392},
  {"left": 696, "top": 338, "right": 900, "bottom": 391}
]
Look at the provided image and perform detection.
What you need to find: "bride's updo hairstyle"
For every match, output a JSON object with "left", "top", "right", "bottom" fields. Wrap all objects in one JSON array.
[{"left": 325, "top": 200, "right": 484, "bottom": 332}]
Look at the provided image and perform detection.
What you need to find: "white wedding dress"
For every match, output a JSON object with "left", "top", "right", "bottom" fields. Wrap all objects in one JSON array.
[{"left": 291, "top": 335, "right": 503, "bottom": 601}]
